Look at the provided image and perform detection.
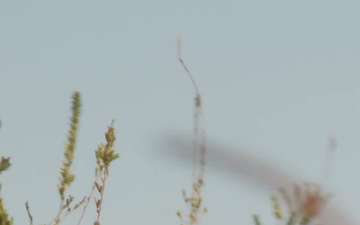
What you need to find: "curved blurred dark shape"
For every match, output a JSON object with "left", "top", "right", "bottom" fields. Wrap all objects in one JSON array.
[{"left": 161, "top": 133, "right": 358, "bottom": 225}]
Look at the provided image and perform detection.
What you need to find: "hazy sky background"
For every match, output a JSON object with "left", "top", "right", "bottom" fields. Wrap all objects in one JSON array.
[{"left": 1, "top": 1, "right": 360, "bottom": 225}]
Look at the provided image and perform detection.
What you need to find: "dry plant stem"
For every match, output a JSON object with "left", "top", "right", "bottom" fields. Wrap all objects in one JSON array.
[
  {"left": 52, "top": 202, "right": 63, "bottom": 225},
  {"left": 50, "top": 195, "right": 77, "bottom": 225},
  {"left": 177, "top": 39, "right": 201, "bottom": 181},
  {"left": 177, "top": 37, "right": 206, "bottom": 181},
  {"left": 76, "top": 173, "right": 102, "bottom": 225},
  {"left": 94, "top": 175, "right": 108, "bottom": 225},
  {"left": 25, "top": 202, "right": 33, "bottom": 225},
  {"left": 177, "top": 37, "right": 207, "bottom": 225},
  {"left": 196, "top": 101, "right": 206, "bottom": 179}
]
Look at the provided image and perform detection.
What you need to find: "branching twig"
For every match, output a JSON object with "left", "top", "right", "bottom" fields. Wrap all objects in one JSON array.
[
  {"left": 92, "top": 120, "right": 119, "bottom": 225},
  {"left": 76, "top": 173, "right": 101, "bottom": 225}
]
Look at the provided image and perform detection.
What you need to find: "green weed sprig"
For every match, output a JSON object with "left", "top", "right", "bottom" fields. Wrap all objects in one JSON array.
[
  {"left": 1, "top": 92, "right": 120, "bottom": 225},
  {"left": 58, "top": 92, "right": 81, "bottom": 200},
  {"left": 93, "top": 120, "right": 119, "bottom": 225},
  {"left": 51, "top": 92, "right": 82, "bottom": 225},
  {"left": 77, "top": 120, "right": 119, "bottom": 225}
]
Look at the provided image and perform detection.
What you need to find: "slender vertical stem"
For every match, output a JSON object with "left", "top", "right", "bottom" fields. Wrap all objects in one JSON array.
[{"left": 177, "top": 36, "right": 207, "bottom": 225}]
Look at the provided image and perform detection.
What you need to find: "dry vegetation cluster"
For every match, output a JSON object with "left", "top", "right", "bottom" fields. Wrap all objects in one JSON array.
[
  {"left": 0, "top": 92, "right": 119, "bottom": 225},
  {"left": 0, "top": 40, "right": 331, "bottom": 225}
]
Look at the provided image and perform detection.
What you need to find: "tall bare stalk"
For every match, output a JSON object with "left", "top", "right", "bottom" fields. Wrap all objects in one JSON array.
[{"left": 176, "top": 37, "right": 207, "bottom": 225}]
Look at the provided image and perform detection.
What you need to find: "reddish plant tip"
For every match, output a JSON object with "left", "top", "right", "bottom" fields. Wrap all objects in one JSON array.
[
  {"left": 301, "top": 183, "right": 330, "bottom": 220},
  {"left": 277, "top": 182, "right": 331, "bottom": 224}
]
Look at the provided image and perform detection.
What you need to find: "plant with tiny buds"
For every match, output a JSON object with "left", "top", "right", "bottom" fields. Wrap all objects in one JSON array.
[
  {"left": 14, "top": 92, "right": 119, "bottom": 225},
  {"left": 93, "top": 120, "right": 119, "bottom": 225},
  {"left": 47, "top": 92, "right": 82, "bottom": 225},
  {"left": 176, "top": 37, "right": 207, "bottom": 225},
  {"left": 254, "top": 137, "right": 336, "bottom": 225},
  {"left": 75, "top": 120, "right": 119, "bottom": 225},
  {"left": 58, "top": 92, "right": 81, "bottom": 200}
]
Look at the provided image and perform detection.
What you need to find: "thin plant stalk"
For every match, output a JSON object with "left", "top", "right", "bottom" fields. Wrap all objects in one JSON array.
[{"left": 177, "top": 37, "right": 207, "bottom": 225}]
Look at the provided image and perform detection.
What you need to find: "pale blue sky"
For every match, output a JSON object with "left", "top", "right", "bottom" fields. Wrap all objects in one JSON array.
[{"left": 1, "top": 1, "right": 360, "bottom": 225}]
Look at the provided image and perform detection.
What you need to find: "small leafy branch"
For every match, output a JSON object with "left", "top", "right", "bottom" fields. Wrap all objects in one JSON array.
[
  {"left": 76, "top": 120, "right": 119, "bottom": 225},
  {"left": 49, "top": 91, "right": 82, "bottom": 225},
  {"left": 12, "top": 91, "right": 119, "bottom": 225},
  {"left": 93, "top": 120, "right": 119, "bottom": 225},
  {"left": 58, "top": 92, "right": 81, "bottom": 201},
  {"left": 176, "top": 37, "right": 207, "bottom": 225}
]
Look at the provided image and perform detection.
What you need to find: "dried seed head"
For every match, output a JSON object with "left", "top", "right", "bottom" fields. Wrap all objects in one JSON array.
[{"left": 276, "top": 182, "right": 331, "bottom": 224}]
